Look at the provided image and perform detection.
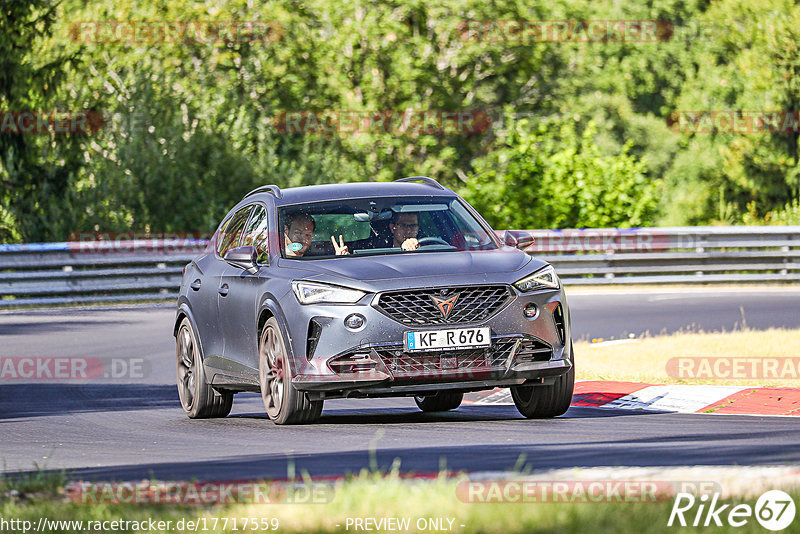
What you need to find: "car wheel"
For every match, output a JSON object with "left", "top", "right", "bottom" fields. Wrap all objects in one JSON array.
[
  {"left": 511, "top": 340, "right": 575, "bottom": 419},
  {"left": 259, "top": 317, "right": 323, "bottom": 425},
  {"left": 414, "top": 391, "right": 463, "bottom": 412},
  {"left": 176, "top": 318, "right": 233, "bottom": 419}
]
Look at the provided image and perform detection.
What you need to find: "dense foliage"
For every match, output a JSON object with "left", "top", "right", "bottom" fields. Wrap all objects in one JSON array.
[{"left": 2, "top": 0, "right": 800, "bottom": 242}]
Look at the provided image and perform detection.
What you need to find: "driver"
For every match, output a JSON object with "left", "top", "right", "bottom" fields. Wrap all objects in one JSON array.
[{"left": 389, "top": 212, "right": 420, "bottom": 251}]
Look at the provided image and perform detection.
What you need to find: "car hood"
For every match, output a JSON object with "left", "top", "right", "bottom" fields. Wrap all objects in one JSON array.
[{"left": 278, "top": 248, "right": 534, "bottom": 282}]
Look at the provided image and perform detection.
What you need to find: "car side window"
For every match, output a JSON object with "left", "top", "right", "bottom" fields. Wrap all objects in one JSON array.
[
  {"left": 242, "top": 204, "right": 270, "bottom": 264},
  {"left": 214, "top": 217, "right": 231, "bottom": 256},
  {"left": 217, "top": 206, "right": 252, "bottom": 257}
]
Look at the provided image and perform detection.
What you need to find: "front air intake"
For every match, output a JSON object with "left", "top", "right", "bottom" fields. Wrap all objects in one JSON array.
[
  {"left": 306, "top": 318, "right": 323, "bottom": 360},
  {"left": 553, "top": 303, "right": 565, "bottom": 346}
]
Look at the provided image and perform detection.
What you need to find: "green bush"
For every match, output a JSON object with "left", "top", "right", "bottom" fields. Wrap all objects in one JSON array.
[{"left": 461, "top": 114, "right": 656, "bottom": 229}]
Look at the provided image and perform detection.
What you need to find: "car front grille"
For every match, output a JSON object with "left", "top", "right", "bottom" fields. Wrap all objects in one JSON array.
[
  {"left": 374, "top": 285, "right": 513, "bottom": 326},
  {"left": 329, "top": 336, "right": 554, "bottom": 379},
  {"left": 373, "top": 337, "right": 518, "bottom": 378}
]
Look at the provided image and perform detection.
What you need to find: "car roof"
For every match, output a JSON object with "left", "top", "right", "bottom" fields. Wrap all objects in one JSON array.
[{"left": 247, "top": 181, "right": 459, "bottom": 207}]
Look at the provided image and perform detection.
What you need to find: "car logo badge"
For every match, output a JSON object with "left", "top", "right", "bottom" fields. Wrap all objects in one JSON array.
[{"left": 432, "top": 295, "right": 459, "bottom": 319}]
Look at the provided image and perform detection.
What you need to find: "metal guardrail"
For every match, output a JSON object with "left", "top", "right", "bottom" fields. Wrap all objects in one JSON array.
[
  {"left": 0, "top": 226, "right": 798, "bottom": 307},
  {"left": 0, "top": 240, "right": 201, "bottom": 307},
  {"left": 523, "top": 226, "right": 800, "bottom": 285}
]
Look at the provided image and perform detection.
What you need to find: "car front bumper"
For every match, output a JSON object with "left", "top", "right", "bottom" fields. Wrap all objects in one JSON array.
[
  {"left": 292, "top": 356, "right": 572, "bottom": 399},
  {"left": 281, "top": 280, "right": 572, "bottom": 399}
]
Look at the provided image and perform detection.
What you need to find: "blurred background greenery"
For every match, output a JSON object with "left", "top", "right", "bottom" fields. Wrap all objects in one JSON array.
[{"left": 2, "top": 0, "right": 800, "bottom": 243}]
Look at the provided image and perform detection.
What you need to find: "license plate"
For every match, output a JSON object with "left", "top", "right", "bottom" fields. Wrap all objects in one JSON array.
[{"left": 404, "top": 327, "right": 491, "bottom": 352}]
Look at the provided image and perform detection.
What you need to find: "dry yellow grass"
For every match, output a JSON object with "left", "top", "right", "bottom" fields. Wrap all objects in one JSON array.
[{"left": 575, "top": 328, "right": 800, "bottom": 387}]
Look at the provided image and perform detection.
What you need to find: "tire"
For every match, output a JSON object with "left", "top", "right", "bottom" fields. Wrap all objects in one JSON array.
[
  {"left": 176, "top": 318, "right": 233, "bottom": 419},
  {"left": 259, "top": 317, "right": 323, "bottom": 425},
  {"left": 511, "top": 340, "right": 575, "bottom": 419},
  {"left": 414, "top": 391, "right": 464, "bottom": 412}
]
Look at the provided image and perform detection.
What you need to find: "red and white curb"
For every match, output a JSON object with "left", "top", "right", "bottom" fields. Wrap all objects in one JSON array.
[{"left": 468, "top": 381, "right": 800, "bottom": 416}]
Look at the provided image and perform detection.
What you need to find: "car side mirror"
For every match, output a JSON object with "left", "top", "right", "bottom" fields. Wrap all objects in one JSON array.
[
  {"left": 224, "top": 245, "right": 258, "bottom": 274},
  {"left": 504, "top": 230, "right": 535, "bottom": 251}
]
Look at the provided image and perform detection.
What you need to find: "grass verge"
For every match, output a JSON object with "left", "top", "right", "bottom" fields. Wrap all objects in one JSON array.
[
  {"left": 575, "top": 327, "right": 800, "bottom": 386},
  {"left": 2, "top": 470, "right": 798, "bottom": 533}
]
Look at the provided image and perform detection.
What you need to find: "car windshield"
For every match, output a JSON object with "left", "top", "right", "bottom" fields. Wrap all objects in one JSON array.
[{"left": 278, "top": 196, "right": 499, "bottom": 259}]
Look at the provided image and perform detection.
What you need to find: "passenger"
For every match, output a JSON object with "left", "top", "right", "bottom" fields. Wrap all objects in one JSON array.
[
  {"left": 285, "top": 212, "right": 350, "bottom": 257},
  {"left": 284, "top": 212, "right": 315, "bottom": 257}
]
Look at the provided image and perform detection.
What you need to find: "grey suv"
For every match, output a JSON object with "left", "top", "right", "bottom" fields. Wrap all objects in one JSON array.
[{"left": 175, "top": 177, "right": 574, "bottom": 424}]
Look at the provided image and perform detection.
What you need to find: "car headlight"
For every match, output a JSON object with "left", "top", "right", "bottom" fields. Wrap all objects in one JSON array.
[
  {"left": 291, "top": 281, "right": 367, "bottom": 304},
  {"left": 514, "top": 266, "right": 560, "bottom": 292}
]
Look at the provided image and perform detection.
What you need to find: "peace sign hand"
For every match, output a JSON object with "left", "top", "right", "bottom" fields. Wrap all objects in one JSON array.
[{"left": 331, "top": 235, "right": 350, "bottom": 255}]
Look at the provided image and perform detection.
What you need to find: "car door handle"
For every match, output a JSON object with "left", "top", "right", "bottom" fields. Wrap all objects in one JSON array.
[
  {"left": 218, "top": 284, "right": 229, "bottom": 297},
  {"left": 190, "top": 279, "right": 202, "bottom": 291}
]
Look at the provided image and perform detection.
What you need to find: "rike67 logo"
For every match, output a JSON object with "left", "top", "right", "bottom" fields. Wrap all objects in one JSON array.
[{"left": 668, "top": 490, "right": 796, "bottom": 531}]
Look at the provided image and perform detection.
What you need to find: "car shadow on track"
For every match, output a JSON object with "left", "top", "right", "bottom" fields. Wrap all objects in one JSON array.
[
  {"left": 23, "top": 426, "right": 800, "bottom": 483},
  {"left": 0, "top": 384, "right": 177, "bottom": 420},
  {"left": 228, "top": 404, "right": 669, "bottom": 425},
  {"left": 0, "top": 319, "right": 131, "bottom": 336}
]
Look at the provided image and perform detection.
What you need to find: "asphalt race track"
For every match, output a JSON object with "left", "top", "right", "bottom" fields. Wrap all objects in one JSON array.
[
  {"left": 568, "top": 287, "right": 800, "bottom": 340},
  {"left": 1, "top": 287, "right": 799, "bottom": 481}
]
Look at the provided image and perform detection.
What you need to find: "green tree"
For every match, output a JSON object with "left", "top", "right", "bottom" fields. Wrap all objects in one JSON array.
[
  {"left": 0, "top": 0, "right": 85, "bottom": 242},
  {"left": 6, "top": 0, "right": 800, "bottom": 241},
  {"left": 461, "top": 113, "right": 656, "bottom": 229},
  {"left": 664, "top": 0, "right": 800, "bottom": 223}
]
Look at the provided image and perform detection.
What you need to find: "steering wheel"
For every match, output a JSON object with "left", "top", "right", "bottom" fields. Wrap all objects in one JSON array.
[{"left": 417, "top": 237, "right": 450, "bottom": 247}]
